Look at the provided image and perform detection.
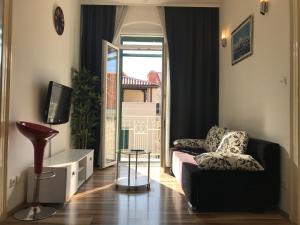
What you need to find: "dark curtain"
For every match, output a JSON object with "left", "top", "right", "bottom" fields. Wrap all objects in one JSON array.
[
  {"left": 165, "top": 7, "right": 219, "bottom": 144},
  {"left": 80, "top": 5, "right": 116, "bottom": 167}
]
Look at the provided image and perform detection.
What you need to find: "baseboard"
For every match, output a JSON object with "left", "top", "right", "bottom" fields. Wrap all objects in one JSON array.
[
  {"left": 187, "top": 201, "right": 197, "bottom": 211},
  {"left": 7, "top": 201, "right": 25, "bottom": 217},
  {"left": 164, "top": 167, "right": 171, "bottom": 174},
  {"left": 278, "top": 208, "right": 289, "bottom": 219}
]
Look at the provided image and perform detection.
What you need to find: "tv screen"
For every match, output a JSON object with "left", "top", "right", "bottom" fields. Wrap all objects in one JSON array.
[{"left": 44, "top": 81, "right": 73, "bottom": 125}]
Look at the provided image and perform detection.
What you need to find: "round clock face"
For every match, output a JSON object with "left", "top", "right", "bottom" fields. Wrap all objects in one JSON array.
[{"left": 54, "top": 6, "right": 64, "bottom": 35}]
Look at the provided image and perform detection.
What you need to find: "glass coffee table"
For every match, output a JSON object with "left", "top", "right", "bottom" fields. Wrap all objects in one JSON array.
[{"left": 116, "top": 149, "right": 151, "bottom": 191}]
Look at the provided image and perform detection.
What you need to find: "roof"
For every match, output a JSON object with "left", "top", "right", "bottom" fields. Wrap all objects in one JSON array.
[
  {"left": 122, "top": 75, "right": 160, "bottom": 89},
  {"left": 147, "top": 71, "right": 161, "bottom": 85}
]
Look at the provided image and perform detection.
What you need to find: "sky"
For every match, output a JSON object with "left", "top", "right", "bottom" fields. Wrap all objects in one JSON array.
[{"left": 122, "top": 56, "right": 162, "bottom": 80}]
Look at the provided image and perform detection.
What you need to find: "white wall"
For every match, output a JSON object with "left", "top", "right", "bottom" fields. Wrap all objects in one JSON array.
[
  {"left": 7, "top": 0, "right": 80, "bottom": 211},
  {"left": 219, "top": 0, "right": 290, "bottom": 213}
]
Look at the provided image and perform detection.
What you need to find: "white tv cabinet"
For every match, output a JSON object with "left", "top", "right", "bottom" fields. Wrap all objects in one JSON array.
[{"left": 27, "top": 149, "right": 94, "bottom": 203}]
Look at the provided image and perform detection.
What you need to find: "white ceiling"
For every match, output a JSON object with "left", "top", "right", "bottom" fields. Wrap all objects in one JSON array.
[{"left": 80, "top": 0, "right": 223, "bottom": 7}]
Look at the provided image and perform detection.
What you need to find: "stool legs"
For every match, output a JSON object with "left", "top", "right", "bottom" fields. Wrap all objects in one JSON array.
[
  {"left": 13, "top": 172, "right": 57, "bottom": 221},
  {"left": 13, "top": 203, "right": 56, "bottom": 221}
]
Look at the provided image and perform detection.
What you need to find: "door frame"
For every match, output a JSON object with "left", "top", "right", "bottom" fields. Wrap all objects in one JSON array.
[
  {"left": 0, "top": 0, "right": 12, "bottom": 221},
  {"left": 290, "top": 0, "right": 300, "bottom": 223},
  {"left": 161, "top": 42, "right": 168, "bottom": 168}
]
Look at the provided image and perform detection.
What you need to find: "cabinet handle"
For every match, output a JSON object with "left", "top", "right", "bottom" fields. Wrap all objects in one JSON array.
[
  {"left": 90, "top": 157, "right": 92, "bottom": 161},
  {"left": 72, "top": 171, "right": 75, "bottom": 176}
]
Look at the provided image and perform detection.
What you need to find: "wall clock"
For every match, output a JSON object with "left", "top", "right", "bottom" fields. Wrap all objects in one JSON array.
[{"left": 54, "top": 6, "right": 64, "bottom": 35}]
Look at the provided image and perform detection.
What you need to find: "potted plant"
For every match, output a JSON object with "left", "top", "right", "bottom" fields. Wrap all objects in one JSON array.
[{"left": 71, "top": 68, "right": 101, "bottom": 149}]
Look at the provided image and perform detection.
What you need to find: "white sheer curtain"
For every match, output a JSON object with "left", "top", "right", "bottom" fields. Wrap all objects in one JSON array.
[
  {"left": 113, "top": 6, "right": 128, "bottom": 45},
  {"left": 157, "top": 6, "right": 171, "bottom": 168}
]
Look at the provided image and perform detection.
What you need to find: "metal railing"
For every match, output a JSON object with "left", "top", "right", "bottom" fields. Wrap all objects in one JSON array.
[{"left": 120, "top": 116, "right": 161, "bottom": 161}]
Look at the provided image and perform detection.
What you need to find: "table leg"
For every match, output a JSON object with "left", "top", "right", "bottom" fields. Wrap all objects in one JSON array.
[
  {"left": 148, "top": 152, "right": 150, "bottom": 186},
  {"left": 116, "top": 151, "right": 119, "bottom": 182},
  {"left": 128, "top": 154, "right": 131, "bottom": 190},
  {"left": 135, "top": 152, "right": 138, "bottom": 178}
]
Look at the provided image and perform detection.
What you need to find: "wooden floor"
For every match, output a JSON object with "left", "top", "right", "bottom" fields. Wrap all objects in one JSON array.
[{"left": 2, "top": 166, "right": 293, "bottom": 225}]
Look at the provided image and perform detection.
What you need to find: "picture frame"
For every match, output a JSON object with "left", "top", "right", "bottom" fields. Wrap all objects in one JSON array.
[{"left": 231, "top": 15, "right": 253, "bottom": 65}]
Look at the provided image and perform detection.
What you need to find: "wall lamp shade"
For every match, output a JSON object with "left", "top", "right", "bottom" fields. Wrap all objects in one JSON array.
[
  {"left": 260, "top": 0, "right": 269, "bottom": 15},
  {"left": 221, "top": 34, "right": 227, "bottom": 48}
]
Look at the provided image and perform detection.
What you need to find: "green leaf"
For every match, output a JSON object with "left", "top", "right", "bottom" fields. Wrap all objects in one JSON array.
[{"left": 71, "top": 68, "right": 101, "bottom": 150}]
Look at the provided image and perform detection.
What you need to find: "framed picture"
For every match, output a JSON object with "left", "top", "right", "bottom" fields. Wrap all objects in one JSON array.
[{"left": 231, "top": 15, "right": 253, "bottom": 65}]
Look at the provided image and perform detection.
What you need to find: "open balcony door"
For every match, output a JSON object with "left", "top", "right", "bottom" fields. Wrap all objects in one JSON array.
[{"left": 100, "top": 41, "right": 120, "bottom": 169}]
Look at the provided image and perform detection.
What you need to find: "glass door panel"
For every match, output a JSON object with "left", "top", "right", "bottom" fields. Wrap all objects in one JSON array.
[{"left": 101, "top": 41, "right": 120, "bottom": 168}]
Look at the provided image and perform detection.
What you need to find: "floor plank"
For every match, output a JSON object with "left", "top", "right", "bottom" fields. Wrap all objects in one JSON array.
[{"left": 1, "top": 166, "right": 293, "bottom": 225}]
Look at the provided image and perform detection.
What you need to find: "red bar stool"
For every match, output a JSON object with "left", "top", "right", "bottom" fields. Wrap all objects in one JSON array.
[{"left": 14, "top": 121, "right": 59, "bottom": 221}]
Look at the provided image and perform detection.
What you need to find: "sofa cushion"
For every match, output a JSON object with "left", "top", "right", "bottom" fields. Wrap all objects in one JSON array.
[
  {"left": 173, "top": 139, "right": 205, "bottom": 149},
  {"left": 216, "top": 131, "right": 248, "bottom": 154},
  {"left": 194, "top": 152, "right": 264, "bottom": 171},
  {"left": 204, "top": 125, "right": 227, "bottom": 152}
]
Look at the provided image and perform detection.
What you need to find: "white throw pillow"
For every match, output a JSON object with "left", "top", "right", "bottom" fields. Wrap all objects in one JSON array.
[
  {"left": 194, "top": 152, "right": 264, "bottom": 171},
  {"left": 216, "top": 131, "right": 248, "bottom": 154}
]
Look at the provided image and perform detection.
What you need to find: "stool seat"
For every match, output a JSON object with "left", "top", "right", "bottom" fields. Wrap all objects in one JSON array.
[{"left": 16, "top": 121, "right": 58, "bottom": 141}]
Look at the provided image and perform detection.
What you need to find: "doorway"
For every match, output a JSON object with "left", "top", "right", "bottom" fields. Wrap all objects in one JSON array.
[{"left": 119, "top": 36, "right": 163, "bottom": 165}]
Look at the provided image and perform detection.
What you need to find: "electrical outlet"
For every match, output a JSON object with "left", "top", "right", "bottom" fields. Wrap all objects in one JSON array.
[
  {"left": 9, "top": 177, "right": 17, "bottom": 188},
  {"left": 9, "top": 175, "right": 20, "bottom": 188}
]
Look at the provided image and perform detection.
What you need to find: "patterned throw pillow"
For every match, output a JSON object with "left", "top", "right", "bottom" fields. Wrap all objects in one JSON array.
[
  {"left": 194, "top": 152, "right": 264, "bottom": 171},
  {"left": 204, "top": 125, "right": 227, "bottom": 152},
  {"left": 216, "top": 131, "right": 248, "bottom": 154},
  {"left": 173, "top": 139, "right": 205, "bottom": 149}
]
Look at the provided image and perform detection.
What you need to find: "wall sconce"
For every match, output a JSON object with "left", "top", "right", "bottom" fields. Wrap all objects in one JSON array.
[
  {"left": 260, "top": 0, "right": 269, "bottom": 15},
  {"left": 221, "top": 33, "right": 227, "bottom": 48}
]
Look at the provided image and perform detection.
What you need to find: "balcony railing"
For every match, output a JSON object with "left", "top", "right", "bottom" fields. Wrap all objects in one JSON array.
[{"left": 120, "top": 115, "right": 161, "bottom": 161}]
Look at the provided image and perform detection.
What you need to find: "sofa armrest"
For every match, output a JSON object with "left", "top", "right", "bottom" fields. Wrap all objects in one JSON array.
[
  {"left": 247, "top": 138, "right": 280, "bottom": 205},
  {"left": 247, "top": 139, "right": 280, "bottom": 178},
  {"left": 169, "top": 147, "right": 206, "bottom": 175}
]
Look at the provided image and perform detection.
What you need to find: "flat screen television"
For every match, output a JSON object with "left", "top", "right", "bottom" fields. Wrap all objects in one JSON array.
[{"left": 44, "top": 81, "right": 73, "bottom": 125}]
